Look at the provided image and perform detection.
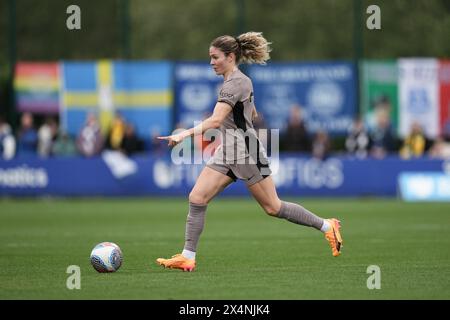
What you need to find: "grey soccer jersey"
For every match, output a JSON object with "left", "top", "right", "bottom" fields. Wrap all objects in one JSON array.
[{"left": 214, "top": 69, "right": 263, "bottom": 162}]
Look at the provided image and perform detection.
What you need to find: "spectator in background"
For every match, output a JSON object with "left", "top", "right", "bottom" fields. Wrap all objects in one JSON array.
[
  {"left": 16, "top": 112, "right": 38, "bottom": 158},
  {"left": 345, "top": 118, "right": 370, "bottom": 159},
  {"left": 120, "top": 123, "right": 143, "bottom": 156},
  {"left": 428, "top": 136, "right": 450, "bottom": 160},
  {"left": 281, "top": 104, "right": 310, "bottom": 152},
  {"left": 399, "top": 122, "right": 426, "bottom": 159},
  {"left": 52, "top": 131, "right": 78, "bottom": 157},
  {"left": 0, "top": 116, "right": 16, "bottom": 160},
  {"left": 106, "top": 114, "right": 126, "bottom": 150},
  {"left": 366, "top": 95, "right": 392, "bottom": 133},
  {"left": 312, "top": 130, "right": 331, "bottom": 160},
  {"left": 76, "top": 113, "right": 104, "bottom": 157},
  {"left": 370, "top": 108, "right": 397, "bottom": 159},
  {"left": 37, "top": 117, "right": 58, "bottom": 158}
]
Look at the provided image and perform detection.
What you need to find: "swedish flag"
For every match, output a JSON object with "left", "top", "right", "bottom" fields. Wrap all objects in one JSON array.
[{"left": 61, "top": 60, "right": 173, "bottom": 139}]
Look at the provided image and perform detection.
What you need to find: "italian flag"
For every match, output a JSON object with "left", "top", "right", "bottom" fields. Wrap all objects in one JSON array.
[{"left": 362, "top": 58, "right": 450, "bottom": 138}]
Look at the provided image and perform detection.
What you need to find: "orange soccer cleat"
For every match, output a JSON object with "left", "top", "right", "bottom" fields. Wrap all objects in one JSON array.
[
  {"left": 324, "top": 218, "right": 343, "bottom": 257},
  {"left": 156, "top": 254, "right": 196, "bottom": 272}
]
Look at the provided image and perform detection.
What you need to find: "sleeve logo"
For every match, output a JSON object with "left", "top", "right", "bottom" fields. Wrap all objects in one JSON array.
[{"left": 220, "top": 90, "right": 234, "bottom": 99}]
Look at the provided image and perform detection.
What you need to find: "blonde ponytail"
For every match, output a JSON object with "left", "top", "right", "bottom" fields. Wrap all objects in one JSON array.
[
  {"left": 210, "top": 32, "right": 272, "bottom": 65},
  {"left": 236, "top": 32, "right": 272, "bottom": 65}
]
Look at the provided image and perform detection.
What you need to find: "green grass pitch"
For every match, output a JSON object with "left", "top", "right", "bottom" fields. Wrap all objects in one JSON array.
[{"left": 0, "top": 197, "right": 449, "bottom": 299}]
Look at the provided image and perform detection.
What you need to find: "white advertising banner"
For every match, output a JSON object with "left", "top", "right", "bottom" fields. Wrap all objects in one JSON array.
[{"left": 399, "top": 58, "right": 439, "bottom": 138}]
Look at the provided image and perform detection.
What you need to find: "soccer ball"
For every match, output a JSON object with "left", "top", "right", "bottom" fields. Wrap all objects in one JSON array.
[{"left": 90, "top": 242, "right": 123, "bottom": 273}]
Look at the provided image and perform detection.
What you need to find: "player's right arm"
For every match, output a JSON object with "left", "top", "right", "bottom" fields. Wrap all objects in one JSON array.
[{"left": 158, "top": 102, "right": 232, "bottom": 147}]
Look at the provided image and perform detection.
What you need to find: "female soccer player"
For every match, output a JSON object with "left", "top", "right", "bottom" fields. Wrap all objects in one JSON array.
[{"left": 156, "top": 32, "right": 343, "bottom": 272}]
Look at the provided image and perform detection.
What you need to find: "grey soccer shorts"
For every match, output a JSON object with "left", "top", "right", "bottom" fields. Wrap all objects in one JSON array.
[{"left": 206, "top": 154, "right": 272, "bottom": 187}]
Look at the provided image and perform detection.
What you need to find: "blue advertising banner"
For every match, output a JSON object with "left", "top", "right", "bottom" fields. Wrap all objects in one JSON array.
[
  {"left": 248, "top": 62, "right": 357, "bottom": 135},
  {"left": 0, "top": 154, "right": 445, "bottom": 197},
  {"left": 174, "top": 62, "right": 223, "bottom": 128}
]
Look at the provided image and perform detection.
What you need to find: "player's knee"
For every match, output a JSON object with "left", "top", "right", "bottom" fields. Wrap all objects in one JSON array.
[
  {"left": 262, "top": 199, "right": 282, "bottom": 217},
  {"left": 189, "top": 191, "right": 208, "bottom": 205},
  {"left": 263, "top": 204, "right": 279, "bottom": 217}
]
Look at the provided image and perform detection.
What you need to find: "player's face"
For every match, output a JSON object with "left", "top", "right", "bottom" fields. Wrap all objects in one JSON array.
[{"left": 209, "top": 46, "right": 234, "bottom": 75}]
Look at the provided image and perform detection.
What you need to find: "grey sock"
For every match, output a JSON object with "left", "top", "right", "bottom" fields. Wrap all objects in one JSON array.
[
  {"left": 276, "top": 201, "right": 324, "bottom": 230},
  {"left": 184, "top": 202, "right": 208, "bottom": 252}
]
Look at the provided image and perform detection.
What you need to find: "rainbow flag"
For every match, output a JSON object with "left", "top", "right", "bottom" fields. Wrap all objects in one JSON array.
[{"left": 14, "top": 62, "right": 60, "bottom": 113}]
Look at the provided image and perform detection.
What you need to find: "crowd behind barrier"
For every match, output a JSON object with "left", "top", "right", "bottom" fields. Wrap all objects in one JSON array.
[{"left": 1, "top": 110, "right": 450, "bottom": 162}]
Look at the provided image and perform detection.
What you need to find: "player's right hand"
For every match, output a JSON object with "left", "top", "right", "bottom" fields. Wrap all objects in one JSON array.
[{"left": 157, "top": 134, "right": 183, "bottom": 147}]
